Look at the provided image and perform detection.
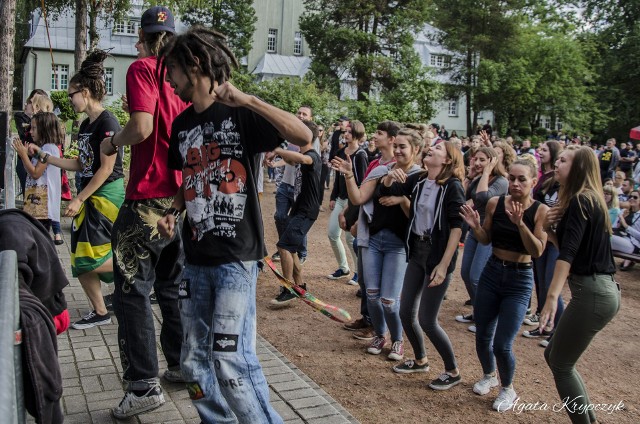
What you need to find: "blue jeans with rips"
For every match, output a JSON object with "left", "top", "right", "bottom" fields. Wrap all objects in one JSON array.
[
  {"left": 274, "top": 183, "right": 307, "bottom": 258},
  {"left": 362, "top": 229, "right": 407, "bottom": 341},
  {"left": 474, "top": 256, "right": 533, "bottom": 387},
  {"left": 460, "top": 233, "right": 492, "bottom": 306},
  {"left": 179, "top": 261, "right": 282, "bottom": 424}
]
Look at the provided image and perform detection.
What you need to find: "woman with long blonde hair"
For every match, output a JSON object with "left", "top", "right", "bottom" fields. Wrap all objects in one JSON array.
[{"left": 539, "top": 146, "right": 620, "bottom": 424}]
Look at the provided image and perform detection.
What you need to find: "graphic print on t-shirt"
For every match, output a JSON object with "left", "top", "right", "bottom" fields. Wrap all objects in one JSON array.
[
  {"left": 77, "top": 132, "right": 95, "bottom": 177},
  {"left": 178, "top": 117, "right": 249, "bottom": 241}
]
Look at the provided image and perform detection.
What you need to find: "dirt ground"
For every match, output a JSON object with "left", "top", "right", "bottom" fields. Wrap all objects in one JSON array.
[{"left": 256, "top": 179, "right": 640, "bottom": 424}]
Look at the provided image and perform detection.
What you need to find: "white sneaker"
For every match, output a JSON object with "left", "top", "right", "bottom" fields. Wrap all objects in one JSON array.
[
  {"left": 112, "top": 386, "right": 165, "bottom": 419},
  {"left": 468, "top": 325, "right": 476, "bottom": 333},
  {"left": 473, "top": 374, "right": 499, "bottom": 395},
  {"left": 493, "top": 387, "right": 518, "bottom": 412}
]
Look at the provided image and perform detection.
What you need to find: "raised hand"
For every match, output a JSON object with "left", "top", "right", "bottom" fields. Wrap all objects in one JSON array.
[
  {"left": 543, "top": 206, "right": 563, "bottom": 231},
  {"left": 11, "top": 138, "right": 29, "bottom": 158},
  {"left": 213, "top": 81, "right": 252, "bottom": 108},
  {"left": 506, "top": 200, "right": 525, "bottom": 226},
  {"left": 331, "top": 154, "right": 352, "bottom": 174},
  {"left": 484, "top": 156, "right": 499, "bottom": 175},
  {"left": 459, "top": 204, "right": 481, "bottom": 230}
]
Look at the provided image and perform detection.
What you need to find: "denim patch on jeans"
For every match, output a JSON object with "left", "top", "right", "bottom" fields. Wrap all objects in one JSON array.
[
  {"left": 474, "top": 256, "right": 533, "bottom": 387},
  {"left": 179, "top": 261, "right": 283, "bottom": 424}
]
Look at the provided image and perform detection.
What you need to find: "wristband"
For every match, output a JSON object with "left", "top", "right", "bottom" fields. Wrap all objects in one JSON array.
[
  {"left": 345, "top": 173, "right": 354, "bottom": 180},
  {"left": 163, "top": 207, "right": 181, "bottom": 220},
  {"left": 110, "top": 136, "right": 118, "bottom": 153},
  {"left": 39, "top": 152, "right": 50, "bottom": 164},
  {"left": 279, "top": 140, "right": 289, "bottom": 150}
]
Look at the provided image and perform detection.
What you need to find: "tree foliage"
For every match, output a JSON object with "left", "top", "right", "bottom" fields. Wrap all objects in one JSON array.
[
  {"left": 299, "top": 0, "right": 431, "bottom": 101},
  {"left": 179, "top": 0, "right": 257, "bottom": 61}
]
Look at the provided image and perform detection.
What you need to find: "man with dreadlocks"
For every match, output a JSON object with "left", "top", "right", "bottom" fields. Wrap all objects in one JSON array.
[
  {"left": 100, "top": 6, "right": 188, "bottom": 419},
  {"left": 155, "top": 26, "right": 312, "bottom": 423}
]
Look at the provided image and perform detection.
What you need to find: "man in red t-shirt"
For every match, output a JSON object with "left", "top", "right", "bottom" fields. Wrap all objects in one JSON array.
[{"left": 99, "top": 6, "right": 188, "bottom": 419}]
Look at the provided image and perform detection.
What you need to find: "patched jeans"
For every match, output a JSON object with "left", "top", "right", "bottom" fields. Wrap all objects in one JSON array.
[{"left": 179, "top": 261, "right": 283, "bottom": 424}]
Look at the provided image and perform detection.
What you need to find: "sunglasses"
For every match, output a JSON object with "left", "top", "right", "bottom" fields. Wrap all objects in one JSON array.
[
  {"left": 68, "top": 90, "right": 82, "bottom": 100},
  {"left": 630, "top": 195, "right": 639, "bottom": 200}
]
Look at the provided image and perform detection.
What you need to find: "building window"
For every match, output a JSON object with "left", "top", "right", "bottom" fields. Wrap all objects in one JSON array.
[
  {"left": 294, "top": 31, "right": 303, "bottom": 55},
  {"left": 429, "top": 54, "right": 450, "bottom": 68},
  {"left": 448, "top": 100, "right": 458, "bottom": 117},
  {"left": 267, "top": 28, "right": 277, "bottom": 53},
  {"left": 51, "top": 64, "right": 69, "bottom": 90},
  {"left": 543, "top": 118, "right": 551, "bottom": 129},
  {"left": 556, "top": 120, "right": 563, "bottom": 130},
  {"left": 113, "top": 19, "right": 138, "bottom": 35},
  {"left": 105, "top": 68, "right": 114, "bottom": 95}
]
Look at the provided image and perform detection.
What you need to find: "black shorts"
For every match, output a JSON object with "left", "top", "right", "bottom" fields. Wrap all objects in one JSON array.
[{"left": 277, "top": 214, "right": 316, "bottom": 253}]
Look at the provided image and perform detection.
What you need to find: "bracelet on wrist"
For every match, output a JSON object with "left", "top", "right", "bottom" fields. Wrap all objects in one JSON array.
[
  {"left": 345, "top": 173, "right": 354, "bottom": 180},
  {"left": 39, "top": 152, "right": 50, "bottom": 164},
  {"left": 163, "top": 207, "right": 181, "bottom": 220}
]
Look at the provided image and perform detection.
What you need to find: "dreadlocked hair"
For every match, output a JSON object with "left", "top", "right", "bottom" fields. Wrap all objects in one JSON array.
[
  {"left": 69, "top": 49, "right": 109, "bottom": 101},
  {"left": 142, "top": 31, "right": 173, "bottom": 57},
  {"left": 158, "top": 26, "right": 239, "bottom": 94}
]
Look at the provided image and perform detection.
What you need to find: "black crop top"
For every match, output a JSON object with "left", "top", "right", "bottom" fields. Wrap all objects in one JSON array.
[{"left": 491, "top": 196, "right": 541, "bottom": 254}]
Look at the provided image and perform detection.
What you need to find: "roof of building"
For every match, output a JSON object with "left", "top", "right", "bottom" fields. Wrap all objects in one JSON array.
[{"left": 252, "top": 54, "right": 311, "bottom": 78}]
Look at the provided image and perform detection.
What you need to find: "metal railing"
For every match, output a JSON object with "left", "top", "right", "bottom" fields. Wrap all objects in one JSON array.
[
  {"left": 2, "top": 134, "right": 16, "bottom": 209},
  {"left": 0, "top": 250, "right": 25, "bottom": 424}
]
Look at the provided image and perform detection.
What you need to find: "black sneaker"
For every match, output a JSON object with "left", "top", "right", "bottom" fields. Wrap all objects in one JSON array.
[
  {"left": 429, "top": 373, "right": 462, "bottom": 391},
  {"left": 393, "top": 359, "right": 430, "bottom": 374},
  {"left": 271, "top": 252, "right": 281, "bottom": 262},
  {"left": 270, "top": 286, "right": 301, "bottom": 308},
  {"left": 523, "top": 327, "right": 553, "bottom": 338},
  {"left": 72, "top": 310, "right": 111, "bottom": 330},
  {"left": 149, "top": 292, "right": 158, "bottom": 304},
  {"left": 104, "top": 293, "right": 114, "bottom": 311},
  {"left": 464, "top": 299, "right": 473, "bottom": 306}
]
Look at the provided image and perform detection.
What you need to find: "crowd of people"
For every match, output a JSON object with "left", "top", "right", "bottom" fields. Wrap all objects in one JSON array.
[{"left": 6, "top": 5, "right": 628, "bottom": 424}]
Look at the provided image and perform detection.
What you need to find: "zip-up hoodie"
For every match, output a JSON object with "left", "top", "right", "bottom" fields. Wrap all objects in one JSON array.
[{"left": 380, "top": 173, "right": 465, "bottom": 274}]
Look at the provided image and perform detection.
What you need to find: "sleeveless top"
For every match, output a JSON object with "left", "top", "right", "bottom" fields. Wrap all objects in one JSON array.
[{"left": 491, "top": 196, "right": 541, "bottom": 254}]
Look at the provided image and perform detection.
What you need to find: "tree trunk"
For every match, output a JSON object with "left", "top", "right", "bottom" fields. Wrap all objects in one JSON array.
[
  {"left": 0, "top": 0, "right": 16, "bottom": 114},
  {"left": 88, "top": 7, "right": 99, "bottom": 51},
  {"left": 465, "top": 49, "right": 473, "bottom": 136},
  {"left": 75, "top": 0, "right": 88, "bottom": 71}
]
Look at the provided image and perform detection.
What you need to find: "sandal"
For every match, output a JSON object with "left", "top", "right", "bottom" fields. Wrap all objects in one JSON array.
[{"left": 54, "top": 234, "right": 64, "bottom": 245}]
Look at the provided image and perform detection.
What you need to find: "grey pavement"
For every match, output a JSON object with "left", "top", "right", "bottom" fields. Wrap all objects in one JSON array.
[{"left": 23, "top": 216, "right": 359, "bottom": 424}]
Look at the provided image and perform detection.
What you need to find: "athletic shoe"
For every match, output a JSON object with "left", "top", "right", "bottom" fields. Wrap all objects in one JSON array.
[
  {"left": 347, "top": 272, "right": 359, "bottom": 286},
  {"left": 271, "top": 252, "right": 281, "bottom": 262},
  {"left": 162, "top": 369, "right": 185, "bottom": 383},
  {"left": 523, "top": 313, "right": 539, "bottom": 326},
  {"left": 464, "top": 299, "right": 473, "bottom": 306},
  {"left": 493, "top": 387, "right": 518, "bottom": 412},
  {"left": 149, "top": 292, "right": 158, "bottom": 304},
  {"left": 343, "top": 318, "right": 370, "bottom": 331},
  {"left": 355, "top": 288, "right": 362, "bottom": 298},
  {"left": 104, "top": 293, "right": 114, "bottom": 311},
  {"left": 112, "top": 386, "right": 165, "bottom": 419},
  {"left": 327, "top": 268, "right": 350, "bottom": 280},
  {"left": 455, "top": 313, "right": 474, "bottom": 323},
  {"left": 429, "top": 373, "right": 462, "bottom": 391},
  {"left": 353, "top": 328, "right": 376, "bottom": 341},
  {"left": 392, "top": 359, "right": 430, "bottom": 374},
  {"left": 71, "top": 310, "right": 111, "bottom": 330},
  {"left": 539, "top": 337, "right": 551, "bottom": 348},
  {"left": 298, "top": 256, "right": 307, "bottom": 265},
  {"left": 367, "top": 335, "right": 386, "bottom": 355},
  {"left": 468, "top": 325, "right": 476, "bottom": 333},
  {"left": 473, "top": 374, "right": 499, "bottom": 395},
  {"left": 270, "top": 286, "right": 299, "bottom": 308},
  {"left": 388, "top": 341, "right": 404, "bottom": 361},
  {"left": 522, "top": 327, "right": 553, "bottom": 338}
]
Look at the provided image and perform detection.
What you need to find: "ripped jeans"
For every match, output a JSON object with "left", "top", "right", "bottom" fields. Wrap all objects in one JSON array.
[
  {"left": 362, "top": 229, "right": 407, "bottom": 342},
  {"left": 179, "top": 261, "right": 282, "bottom": 424}
]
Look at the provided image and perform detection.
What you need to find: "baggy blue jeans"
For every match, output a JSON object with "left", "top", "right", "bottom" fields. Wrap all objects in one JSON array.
[
  {"left": 362, "top": 229, "right": 407, "bottom": 341},
  {"left": 474, "top": 257, "right": 533, "bottom": 387},
  {"left": 179, "top": 261, "right": 282, "bottom": 424}
]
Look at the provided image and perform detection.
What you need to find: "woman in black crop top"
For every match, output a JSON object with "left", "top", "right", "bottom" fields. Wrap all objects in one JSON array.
[
  {"left": 460, "top": 159, "right": 549, "bottom": 412},
  {"left": 539, "top": 146, "right": 620, "bottom": 424}
]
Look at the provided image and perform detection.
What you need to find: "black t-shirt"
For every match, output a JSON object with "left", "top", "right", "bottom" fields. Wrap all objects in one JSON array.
[
  {"left": 599, "top": 148, "right": 614, "bottom": 170},
  {"left": 290, "top": 150, "right": 321, "bottom": 220},
  {"left": 77, "top": 110, "right": 124, "bottom": 187},
  {"left": 369, "top": 180, "right": 409, "bottom": 241},
  {"left": 168, "top": 102, "right": 282, "bottom": 266},
  {"left": 557, "top": 194, "right": 616, "bottom": 275},
  {"left": 620, "top": 148, "right": 636, "bottom": 171}
]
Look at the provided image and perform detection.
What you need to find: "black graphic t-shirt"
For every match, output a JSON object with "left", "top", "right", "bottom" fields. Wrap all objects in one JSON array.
[
  {"left": 168, "top": 102, "right": 283, "bottom": 266},
  {"left": 76, "top": 110, "right": 124, "bottom": 188},
  {"left": 290, "top": 150, "right": 322, "bottom": 220}
]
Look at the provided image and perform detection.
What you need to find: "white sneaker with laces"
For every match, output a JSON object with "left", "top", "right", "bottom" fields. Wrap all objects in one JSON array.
[
  {"left": 473, "top": 374, "right": 499, "bottom": 395},
  {"left": 468, "top": 325, "right": 476, "bottom": 333},
  {"left": 493, "top": 387, "right": 518, "bottom": 412},
  {"left": 111, "top": 386, "right": 165, "bottom": 419}
]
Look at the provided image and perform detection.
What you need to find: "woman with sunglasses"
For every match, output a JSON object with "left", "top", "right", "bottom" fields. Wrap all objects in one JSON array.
[
  {"left": 30, "top": 50, "right": 125, "bottom": 329},
  {"left": 380, "top": 141, "right": 465, "bottom": 391},
  {"left": 460, "top": 159, "right": 548, "bottom": 412},
  {"left": 539, "top": 146, "right": 620, "bottom": 424},
  {"left": 611, "top": 189, "right": 640, "bottom": 270}
]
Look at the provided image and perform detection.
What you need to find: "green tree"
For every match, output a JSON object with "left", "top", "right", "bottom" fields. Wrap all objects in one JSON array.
[
  {"left": 179, "top": 0, "right": 257, "bottom": 61},
  {"left": 299, "top": 0, "right": 431, "bottom": 101}
]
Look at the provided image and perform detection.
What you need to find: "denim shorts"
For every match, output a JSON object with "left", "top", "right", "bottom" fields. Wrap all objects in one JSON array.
[{"left": 277, "top": 214, "right": 315, "bottom": 253}]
